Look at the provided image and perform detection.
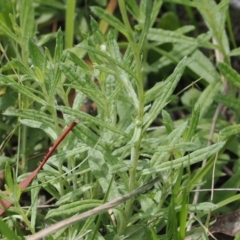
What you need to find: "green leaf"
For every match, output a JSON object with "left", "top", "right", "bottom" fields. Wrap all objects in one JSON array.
[
  {"left": 46, "top": 199, "right": 102, "bottom": 218},
  {"left": 28, "top": 38, "right": 44, "bottom": 70},
  {"left": 219, "top": 124, "right": 240, "bottom": 138},
  {"left": 163, "top": 0, "right": 200, "bottom": 7},
  {"left": 0, "top": 19, "right": 20, "bottom": 43},
  {"left": 229, "top": 48, "right": 240, "bottom": 57},
  {"left": 54, "top": 28, "right": 63, "bottom": 62},
  {"left": 67, "top": 51, "right": 92, "bottom": 75},
  {"left": 189, "top": 138, "right": 230, "bottom": 190},
  {"left": 126, "top": 0, "right": 140, "bottom": 20},
  {"left": 162, "top": 109, "right": 174, "bottom": 133},
  {"left": 77, "top": 45, "right": 139, "bottom": 110},
  {"left": 0, "top": 218, "right": 22, "bottom": 240},
  {"left": 90, "top": 16, "right": 100, "bottom": 33},
  {"left": 90, "top": 17, "right": 105, "bottom": 45},
  {"left": 19, "top": 119, "right": 57, "bottom": 141},
  {"left": 157, "top": 12, "right": 180, "bottom": 31},
  {"left": 48, "top": 146, "right": 89, "bottom": 165},
  {"left": 179, "top": 187, "right": 188, "bottom": 239},
  {"left": 181, "top": 88, "right": 201, "bottom": 107},
  {"left": 143, "top": 142, "right": 224, "bottom": 174},
  {"left": 155, "top": 142, "right": 198, "bottom": 153},
  {"left": 48, "top": 30, "right": 64, "bottom": 95},
  {"left": 34, "top": 0, "right": 65, "bottom": 9},
  {"left": 60, "top": 68, "right": 105, "bottom": 111},
  {"left": 214, "top": 94, "right": 240, "bottom": 111},
  {"left": 189, "top": 50, "right": 221, "bottom": 84},
  {"left": 5, "top": 163, "right": 14, "bottom": 192},
  {"left": 88, "top": 149, "right": 119, "bottom": 198},
  {"left": 213, "top": 0, "right": 231, "bottom": 15},
  {"left": 77, "top": 45, "right": 136, "bottom": 80},
  {"left": 150, "top": 0, "right": 163, "bottom": 26},
  {"left": 30, "top": 180, "right": 41, "bottom": 230},
  {"left": 235, "top": 231, "right": 240, "bottom": 240},
  {"left": 0, "top": 88, "right": 16, "bottom": 111},
  {"left": 145, "top": 81, "right": 168, "bottom": 103},
  {"left": 151, "top": 122, "right": 188, "bottom": 166},
  {"left": 215, "top": 194, "right": 240, "bottom": 211},
  {"left": 217, "top": 62, "right": 240, "bottom": 88},
  {"left": 4, "top": 109, "right": 56, "bottom": 126},
  {"left": 188, "top": 202, "right": 217, "bottom": 212},
  {"left": 73, "top": 124, "right": 119, "bottom": 166},
  {"left": 56, "top": 106, "right": 129, "bottom": 138},
  {"left": 11, "top": 59, "right": 35, "bottom": 77},
  {"left": 194, "top": 80, "right": 221, "bottom": 119},
  {"left": 147, "top": 43, "right": 197, "bottom": 74},
  {"left": 185, "top": 106, "right": 200, "bottom": 141},
  {"left": 144, "top": 57, "right": 189, "bottom": 129},
  {"left": 20, "top": 0, "right": 35, "bottom": 38},
  {"left": 0, "top": 75, "right": 47, "bottom": 105},
  {"left": 197, "top": 0, "right": 229, "bottom": 54},
  {"left": 147, "top": 28, "right": 197, "bottom": 46},
  {"left": 0, "top": 1, "right": 13, "bottom": 28},
  {"left": 90, "top": 6, "right": 127, "bottom": 36},
  {"left": 138, "top": 0, "right": 152, "bottom": 50}
]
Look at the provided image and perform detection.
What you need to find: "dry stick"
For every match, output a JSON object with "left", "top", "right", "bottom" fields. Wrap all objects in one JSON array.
[
  {"left": 99, "top": 0, "right": 118, "bottom": 34},
  {"left": 187, "top": 38, "right": 228, "bottom": 231},
  {"left": 27, "top": 177, "right": 159, "bottom": 240},
  {"left": 0, "top": 120, "right": 77, "bottom": 215},
  {"left": 191, "top": 188, "right": 240, "bottom": 192}
]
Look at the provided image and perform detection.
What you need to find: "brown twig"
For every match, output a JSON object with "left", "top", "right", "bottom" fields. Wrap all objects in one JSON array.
[{"left": 0, "top": 120, "right": 77, "bottom": 215}]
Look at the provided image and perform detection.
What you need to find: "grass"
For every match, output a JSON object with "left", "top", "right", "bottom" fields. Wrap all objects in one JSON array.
[{"left": 0, "top": 0, "right": 240, "bottom": 239}]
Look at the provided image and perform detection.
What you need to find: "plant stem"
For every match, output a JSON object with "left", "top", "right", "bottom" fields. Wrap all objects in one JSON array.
[
  {"left": 65, "top": 0, "right": 76, "bottom": 49},
  {"left": 118, "top": 0, "right": 145, "bottom": 235}
]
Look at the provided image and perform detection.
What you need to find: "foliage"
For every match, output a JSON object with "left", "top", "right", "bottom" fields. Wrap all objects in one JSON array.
[{"left": 0, "top": 0, "right": 240, "bottom": 239}]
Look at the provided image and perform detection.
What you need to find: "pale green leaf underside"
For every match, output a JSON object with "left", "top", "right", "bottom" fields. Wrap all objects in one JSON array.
[{"left": 143, "top": 142, "right": 224, "bottom": 174}]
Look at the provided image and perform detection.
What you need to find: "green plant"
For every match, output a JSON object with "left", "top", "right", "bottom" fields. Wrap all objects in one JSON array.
[{"left": 1, "top": 0, "right": 240, "bottom": 239}]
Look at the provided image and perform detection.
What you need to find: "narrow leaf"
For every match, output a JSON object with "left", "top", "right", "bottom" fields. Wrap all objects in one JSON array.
[
  {"left": 0, "top": 21, "right": 19, "bottom": 43},
  {"left": 54, "top": 28, "right": 63, "bottom": 62},
  {"left": 138, "top": 0, "right": 152, "bottom": 50},
  {"left": 56, "top": 105, "right": 129, "bottom": 137},
  {"left": 88, "top": 150, "right": 120, "bottom": 198},
  {"left": 20, "top": 0, "right": 35, "bottom": 38},
  {"left": 144, "top": 57, "right": 189, "bottom": 129},
  {"left": 162, "top": 109, "right": 174, "bottom": 133},
  {"left": 90, "top": 6, "right": 127, "bottom": 36},
  {"left": 143, "top": 142, "right": 224, "bottom": 174},
  {"left": 0, "top": 218, "right": 21, "bottom": 240},
  {"left": 218, "top": 62, "right": 240, "bottom": 88},
  {"left": 147, "top": 28, "right": 197, "bottom": 46},
  {"left": 0, "top": 75, "right": 47, "bottom": 105},
  {"left": 194, "top": 80, "right": 221, "bottom": 119},
  {"left": 20, "top": 119, "right": 58, "bottom": 141},
  {"left": 214, "top": 94, "right": 240, "bottom": 111},
  {"left": 220, "top": 125, "right": 240, "bottom": 138},
  {"left": 46, "top": 200, "right": 102, "bottom": 218},
  {"left": 185, "top": 106, "right": 200, "bottom": 141},
  {"left": 28, "top": 38, "right": 44, "bottom": 69},
  {"left": 67, "top": 51, "right": 92, "bottom": 74},
  {"left": 4, "top": 109, "right": 56, "bottom": 126}
]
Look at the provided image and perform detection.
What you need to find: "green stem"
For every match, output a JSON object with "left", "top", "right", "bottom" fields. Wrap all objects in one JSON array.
[
  {"left": 20, "top": 125, "right": 27, "bottom": 172},
  {"left": 117, "top": 0, "right": 145, "bottom": 235},
  {"left": 65, "top": 0, "right": 76, "bottom": 49}
]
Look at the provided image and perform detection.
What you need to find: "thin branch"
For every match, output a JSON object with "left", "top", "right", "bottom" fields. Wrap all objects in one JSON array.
[
  {"left": 191, "top": 188, "right": 240, "bottom": 192},
  {"left": 27, "top": 177, "right": 159, "bottom": 240},
  {"left": 0, "top": 121, "right": 77, "bottom": 215}
]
